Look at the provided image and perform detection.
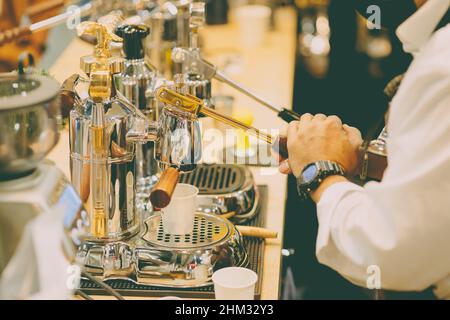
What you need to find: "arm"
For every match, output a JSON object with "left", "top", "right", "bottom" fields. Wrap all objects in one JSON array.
[{"left": 280, "top": 69, "right": 450, "bottom": 291}]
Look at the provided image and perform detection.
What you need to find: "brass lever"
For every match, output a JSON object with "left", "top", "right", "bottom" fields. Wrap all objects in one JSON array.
[{"left": 156, "top": 87, "right": 274, "bottom": 145}]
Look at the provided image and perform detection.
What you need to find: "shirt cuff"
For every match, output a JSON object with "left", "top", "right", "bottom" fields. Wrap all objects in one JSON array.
[
  {"left": 317, "top": 182, "right": 363, "bottom": 212},
  {"left": 316, "top": 181, "right": 364, "bottom": 249}
]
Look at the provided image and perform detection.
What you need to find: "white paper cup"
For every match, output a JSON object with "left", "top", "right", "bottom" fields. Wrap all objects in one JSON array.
[
  {"left": 235, "top": 5, "right": 271, "bottom": 47},
  {"left": 161, "top": 184, "right": 199, "bottom": 235},
  {"left": 212, "top": 267, "right": 258, "bottom": 300},
  {"left": 158, "top": 296, "right": 182, "bottom": 300}
]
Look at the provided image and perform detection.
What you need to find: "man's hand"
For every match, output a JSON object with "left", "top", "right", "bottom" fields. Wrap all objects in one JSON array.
[{"left": 278, "top": 113, "right": 363, "bottom": 177}]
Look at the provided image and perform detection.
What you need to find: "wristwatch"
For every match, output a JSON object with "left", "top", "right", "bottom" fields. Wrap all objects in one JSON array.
[{"left": 296, "top": 160, "right": 345, "bottom": 200}]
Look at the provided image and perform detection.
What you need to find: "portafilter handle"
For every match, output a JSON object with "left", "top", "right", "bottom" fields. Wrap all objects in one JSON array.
[{"left": 150, "top": 167, "right": 180, "bottom": 209}]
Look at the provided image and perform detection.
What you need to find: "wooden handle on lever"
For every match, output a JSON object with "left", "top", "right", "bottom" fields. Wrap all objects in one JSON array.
[
  {"left": 236, "top": 226, "right": 278, "bottom": 239},
  {"left": 150, "top": 167, "right": 180, "bottom": 208},
  {"left": 0, "top": 26, "right": 32, "bottom": 46},
  {"left": 271, "top": 136, "right": 288, "bottom": 159}
]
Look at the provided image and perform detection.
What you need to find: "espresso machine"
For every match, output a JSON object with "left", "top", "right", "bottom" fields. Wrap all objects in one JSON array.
[
  {"left": 127, "top": 0, "right": 261, "bottom": 222},
  {"left": 68, "top": 21, "right": 154, "bottom": 241},
  {"left": 63, "top": 20, "right": 277, "bottom": 290},
  {"left": 66, "top": 34, "right": 247, "bottom": 288},
  {"left": 66, "top": 20, "right": 223, "bottom": 287},
  {"left": 114, "top": 24, "right": 163, "bottom": 212},
  {"left": 144, "top": 0, "right": 192, "bottom": 79},
  {"left": 172, "top": 0, "right": 213, "bottom": 108},
  {"left": 56, "top": 0, "right": 291, "bottom": 295}
]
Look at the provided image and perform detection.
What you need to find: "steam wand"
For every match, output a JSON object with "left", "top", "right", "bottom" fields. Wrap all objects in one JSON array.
[
  {"left": 0, "top": 2, "right": 93, "bottom": 46},
  {"left": 171, "top": 48, "right": 301, "bottom": 123}
]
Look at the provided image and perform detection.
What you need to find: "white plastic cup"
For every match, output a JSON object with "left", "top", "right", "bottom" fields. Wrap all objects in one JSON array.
[
  {"left": 212, "top": 267, "right": 258, "bottom": 300},
  {"left": 161, "top": 184, "right": 199, "bottom": 235},
  {"left": 235, "top": 5, "right": 271, "bottom": 47}
]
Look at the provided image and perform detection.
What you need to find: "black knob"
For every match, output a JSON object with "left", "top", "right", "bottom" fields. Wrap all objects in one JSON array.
[
  {"left": 115, "top": 24, "right": 150, "bottom": 60},
  {"left": 278, "top": 108, "right": 300, "bottom": 123}
]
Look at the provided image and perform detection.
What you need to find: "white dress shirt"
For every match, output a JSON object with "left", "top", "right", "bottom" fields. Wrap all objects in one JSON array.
[{"left": 316, "top": 0, "right": 450, "bottom": 298}]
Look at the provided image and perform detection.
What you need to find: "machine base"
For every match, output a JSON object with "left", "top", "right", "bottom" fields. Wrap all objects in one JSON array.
[{"left": 79, "top": 185, "right": 268, "bottom": 298}]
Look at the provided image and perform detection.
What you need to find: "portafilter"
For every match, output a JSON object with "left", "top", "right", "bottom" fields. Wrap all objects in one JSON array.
[{"left": 149, "top": 86, "right": 289, "bottom": 209}]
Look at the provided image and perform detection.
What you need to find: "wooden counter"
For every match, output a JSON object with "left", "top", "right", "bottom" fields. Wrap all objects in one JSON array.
[{"left": 47, "top": 7, "right": 297, "bottom": 300}]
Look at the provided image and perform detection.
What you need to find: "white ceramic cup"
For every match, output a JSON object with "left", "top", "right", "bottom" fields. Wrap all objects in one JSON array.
[
  {"left": 161, "top": 184, "right": 199, "bottom": 235},
  {"left": 212, "top": 267, "right": 258, "bottom": 300},
  {"left": 235, "top": 5, "right": 271, "bottom": 47}
]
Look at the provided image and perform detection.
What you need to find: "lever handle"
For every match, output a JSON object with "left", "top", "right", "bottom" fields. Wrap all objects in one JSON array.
[
  {"left": 0, "top": 26, "right": 32, "bottom": 46},
  {"left": 278, "top": 109, "right": 300, "bottom": 123},
  {"left": 236, "top": 226, "right": 278, "bottom": 239},
  {"left": 150, "top": 167, "right": 180, "bottom": 208},
  {"left": 60, "top": 74, "right": 80, "bottom": 119}
]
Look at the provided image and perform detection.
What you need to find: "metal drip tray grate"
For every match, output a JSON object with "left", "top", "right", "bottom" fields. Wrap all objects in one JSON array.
[
  {"left": 179, "top": 164, "right": 245, "bottom": 195},
  {"left": 79, "top": 185, "right": 269, "bottom": 299},
  {"left": 143, "top": 214, "right": 230, "bottom": 249}
]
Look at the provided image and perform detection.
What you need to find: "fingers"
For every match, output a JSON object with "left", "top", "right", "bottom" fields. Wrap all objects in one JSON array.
[
  {"left": 287, "top": 113, "right": 345, "bottom": 142},
  {"left": 343, "top": 124, "right": 361, "bottom": 138},
  {"left": 313, "top": 113, "right": 327, "bottom": 122},
  {"left": 326, "top": 115, "right": 342, "bottom": 127},
  {"left": 287, "top": 120, "right": 300, "bottom": 138},
  {"left": 298, "top": 113, "right": 313, "bottom": 128},
  {"left": 278, "top": 159, "right": 292, "bottom": 175},
  {"left": 288, "top": 114, "right": 343, "bottom": 134},
  {"left": 343, "top": 124, "right": 363, "bottom": 147}
]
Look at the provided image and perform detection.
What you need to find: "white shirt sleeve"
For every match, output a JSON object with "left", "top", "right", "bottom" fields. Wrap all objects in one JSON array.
[{"left": 315, "top": 25, "right": 450, "bottom": 293}]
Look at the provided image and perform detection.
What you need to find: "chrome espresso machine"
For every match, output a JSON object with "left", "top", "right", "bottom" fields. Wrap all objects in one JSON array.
[
  {"left": 62, "top": 0, "right": 282, "bottom": 298},
  {"left": 0, "top": 0, "right": 277, "bottom": 299}
]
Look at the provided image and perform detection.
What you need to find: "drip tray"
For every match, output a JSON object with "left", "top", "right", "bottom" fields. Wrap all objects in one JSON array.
[
  {"left": 179, "top": 164, "right": 246, "bottom": 195},
  {"left": 144, "top": 214, "right": 231, "bottom": 249},
  {"left": 79, "top": 185, "right": 268, "bottom": 299},
  {"left": 179, "top": 164, "right": 260, "bottom": 222}
]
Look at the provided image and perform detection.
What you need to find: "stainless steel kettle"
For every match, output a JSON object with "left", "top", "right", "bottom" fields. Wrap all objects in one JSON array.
[{"left": 0, "top": 53, "right": 61, "bottom": 180}]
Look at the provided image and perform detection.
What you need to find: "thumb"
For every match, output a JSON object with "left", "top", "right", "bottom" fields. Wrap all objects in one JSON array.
[
  {"left": 343, "top": 124, "right": 363, "bottom": 148},
  {"left": 279, "top": 159, "right": 292, "bottom": 175}
]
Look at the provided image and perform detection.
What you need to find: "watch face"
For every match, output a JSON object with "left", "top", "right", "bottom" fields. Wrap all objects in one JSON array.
[{"left": 302, "top": 163, "right": 318, "bottom": 184}]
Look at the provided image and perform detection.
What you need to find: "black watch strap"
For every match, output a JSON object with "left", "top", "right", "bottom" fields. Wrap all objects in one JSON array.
[{"left": 296, "top": 161, "right": 345, "bottom": 200}]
